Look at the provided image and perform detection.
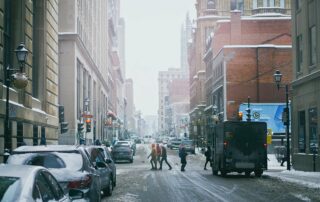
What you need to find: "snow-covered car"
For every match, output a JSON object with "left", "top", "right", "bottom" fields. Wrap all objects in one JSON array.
[
  {"left": 6, "top": 145, "right": 102, "bottom": 202},
  {"left": 84, "top": 146, "right": 114, "bottom": 196},
  {"left": 94, "top": 145, "right": 117, "bottom": 187},
  {"left": 0, "top": 164, "right": 84, "bottom": 202}
]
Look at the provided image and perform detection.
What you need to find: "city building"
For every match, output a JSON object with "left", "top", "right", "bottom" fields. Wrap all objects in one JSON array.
[
  {"left": 0, "top": 0, "right": 59, "bottom": 161},
  {"left": 158, "top": 68, "right": 188, "bottom": 135},
  {"left": 291, "top": 0, "right": 320, "bottom": 171},
  {"left": 59, "top": 0, "right": 124, "bottom": 144},
  {"left": 125, "top": 78, "right": 136, "bottom": 133},
  {"left": 168, "top": 79, "right": 190, "bottom": 137}
]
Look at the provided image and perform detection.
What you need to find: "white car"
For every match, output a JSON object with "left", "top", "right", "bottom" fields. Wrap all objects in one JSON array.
[{"left": 0, "top": 164, "right": 84, "bottom": 202}]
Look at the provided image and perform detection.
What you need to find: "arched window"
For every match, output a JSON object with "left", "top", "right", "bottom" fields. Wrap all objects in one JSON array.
[{"left": 207, "top": 0, "right": 216, "bottom": 9}]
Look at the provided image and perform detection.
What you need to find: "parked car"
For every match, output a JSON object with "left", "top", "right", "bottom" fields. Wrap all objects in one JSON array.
[
  {"left": 168, "top": 138, "right": 182, "bottom": 149},
  {"left": 112, "top": 143, "right": 134, "bottom": 163},
  {"left": 0, "top": 164, "right": 84, "bottom": 202},
  {"left": 6, "top": 145, "right": 102, "bottom": 202},
  {"left": 84, "top": 146, "right": 114, "bottom": 196},
  {"left": 180, "top": 139, "right": 196, "bottom": 154},
  {"left": 94, "top": 145, "right": 117, "bottom": 187}
]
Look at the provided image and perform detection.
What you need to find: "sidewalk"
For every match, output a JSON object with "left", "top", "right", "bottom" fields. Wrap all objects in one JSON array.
[
  {"left": 195, "top": 149, "right": 320, "bottom": 189},
  {"left": 266, "top": 154, "right": 320, "bottom": 189}
]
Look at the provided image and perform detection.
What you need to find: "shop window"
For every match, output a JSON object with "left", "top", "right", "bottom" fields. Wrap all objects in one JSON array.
[
  {"left": 298, "top": 111, "right": 306, "bottom": 153},
  {"left": 308, "top": 108, "right": 318, "bottom": 152}
]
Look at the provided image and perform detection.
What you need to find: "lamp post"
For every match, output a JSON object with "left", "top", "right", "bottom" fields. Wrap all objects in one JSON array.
[
  {"left": 274, "top": 70, "right": 291, "bottom": 170},
  {"left": 3, "top": 43, "right": 28, "bottom": 163}
]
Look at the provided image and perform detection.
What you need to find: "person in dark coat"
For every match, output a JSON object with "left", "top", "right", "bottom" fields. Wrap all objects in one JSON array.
[
  {"left": 159, "top": 145, "right": 172, "bottom": 170},
  {"left": 204, "top": 146, "right": 211, "bottom": 170},
  {"left": 179, "top": 147, "right": 188, "bottom": 171}
]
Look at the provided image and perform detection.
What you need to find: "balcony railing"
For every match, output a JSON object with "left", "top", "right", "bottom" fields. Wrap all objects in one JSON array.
[{"left": 252, "top": 7, "right": 289, "bottom": 15}]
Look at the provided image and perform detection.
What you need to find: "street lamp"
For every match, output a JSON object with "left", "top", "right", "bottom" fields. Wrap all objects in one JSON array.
[
  {"left": 273, "top": 70, "right": 291, "bottom": 170},
  {"left": 3, "top": 43, "right": 28, "bottom": 163}
]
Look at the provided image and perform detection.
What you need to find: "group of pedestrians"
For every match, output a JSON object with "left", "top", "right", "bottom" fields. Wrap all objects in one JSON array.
[
  {"left": 148, "top": 143, "right": 172, "bottom": 170},
  {"left": 147, "top": 143, "right": 212, "bottom": 172}
]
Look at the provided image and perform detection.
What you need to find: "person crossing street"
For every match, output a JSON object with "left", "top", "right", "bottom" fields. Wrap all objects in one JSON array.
[{"left": 159, "top": 145, "right": 172, "bottom": 170}]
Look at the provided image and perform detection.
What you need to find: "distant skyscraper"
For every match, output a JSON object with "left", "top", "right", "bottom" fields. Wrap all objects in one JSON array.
[{"left": 180, "top": 13, "right": 192, "bottom": 72}]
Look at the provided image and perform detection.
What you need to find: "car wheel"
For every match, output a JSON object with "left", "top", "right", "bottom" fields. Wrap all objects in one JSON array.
[
  {"left": 105, "top": 177, "right": 113, "bottom": 196},
  {"left": 113, "top": 175, "right": 116, "bottom": 187},
  {"left": 254, "top": 169, "right": 263, "bottom": 177}
]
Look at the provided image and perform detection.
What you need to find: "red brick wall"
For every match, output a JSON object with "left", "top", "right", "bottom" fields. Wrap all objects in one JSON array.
[
  {"left": 212, "top": 13, "right": 292, "bottom": 56},
  {"left": 224, "top": 47, "right": 292, "bottom": 120}
]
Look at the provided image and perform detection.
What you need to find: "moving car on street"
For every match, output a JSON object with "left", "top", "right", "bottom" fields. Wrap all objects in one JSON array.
[
  {"left": 168, "top": 138, "right": 182, "bottom": 150},
  {"left": 6, "top": 145, "right": 102, "bottom": 201},
  {"left": 180, "top": 139, "right": 196, "bottom": 154},
  {"left": 112, "top": 142, "right": 134, "bottom": 163},
  {"left": 0, "top": 164, "right": 84, "bottom": 202}
]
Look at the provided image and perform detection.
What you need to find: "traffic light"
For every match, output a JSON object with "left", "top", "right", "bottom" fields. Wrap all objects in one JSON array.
[
  {"left": 58, "top": 106, "right": 65, "bottom": 123},
  {"left": 60, "top": 122, "right": 69, "bottom": 134},
  {"left": 238, "top": 112, "right": 243, "bottom": 121},
  {"left": 246, "top": 108, "right": 251, "bottom": 121},
  {"left": 86, "top": 119, "right": 91, "bottom": 132},
  {"left": 78, "top": 122, "right": 84, "bottom": 133}
]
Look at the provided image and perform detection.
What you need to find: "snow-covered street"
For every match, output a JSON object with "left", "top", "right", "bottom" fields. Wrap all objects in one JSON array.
[{"left": 104, "top": 144, "right": 320, "bottom": 202}]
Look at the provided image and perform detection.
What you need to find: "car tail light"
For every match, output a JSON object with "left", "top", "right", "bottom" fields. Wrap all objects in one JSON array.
[{"left": 67, "top": 174, "right": 92, "bottom": 189}]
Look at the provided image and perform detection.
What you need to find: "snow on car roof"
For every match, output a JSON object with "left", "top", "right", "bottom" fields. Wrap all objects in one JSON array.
[
  {"left": 13, "top": 145, "right": 82, "bottom": 152},
  {"left": 0, "top": 164, "right": 43, "bottom": 178}
]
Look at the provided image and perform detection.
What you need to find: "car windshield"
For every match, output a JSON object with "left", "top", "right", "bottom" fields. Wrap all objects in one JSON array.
[
  {"left": 0, "top": 177, "right": 20, "bottom": 202},
  {"left": 8, "top": 151, "right": 83, "bottom": 171}
]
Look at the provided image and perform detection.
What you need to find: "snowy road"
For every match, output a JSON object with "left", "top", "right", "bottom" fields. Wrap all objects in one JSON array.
[{"left": 103, "top": 144, "right": 320, "bottom": 202}]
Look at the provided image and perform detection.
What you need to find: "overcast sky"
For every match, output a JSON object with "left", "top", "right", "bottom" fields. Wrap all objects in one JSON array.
[{"left": 120, "top": 0, "right": 196, "bottom": 116}]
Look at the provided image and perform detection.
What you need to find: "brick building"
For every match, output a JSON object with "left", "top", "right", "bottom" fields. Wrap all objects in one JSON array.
[{"left": 204, "top": 10, "right": 292, "bottom": 123}]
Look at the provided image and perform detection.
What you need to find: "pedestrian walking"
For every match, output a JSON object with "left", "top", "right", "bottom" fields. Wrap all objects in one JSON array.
[
  {"left": 179, "top": 147, "right": 188, "bottom": 171},
  {"left": 156, "top": 143, "right": 161, "bottom": 164},
  {"left": 159, "top": 145, "right": 172, "bottom": 170},
  {"left": 204, "top": 146, "right": 211, "bottom": 170},
  {"left": 147, "top": 144, "right": 157, "bottom": 170}
]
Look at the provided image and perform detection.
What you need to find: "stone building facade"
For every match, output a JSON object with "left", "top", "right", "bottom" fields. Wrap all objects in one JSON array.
[
  {"left": 0, "top": 0, "right": 59, "bottom": 161},
  {"left": 291, "top": 0, "right": 320, "bottom": 171}
]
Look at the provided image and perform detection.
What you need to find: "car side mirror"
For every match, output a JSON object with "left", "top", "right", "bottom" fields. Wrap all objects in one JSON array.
[
  {"left": 96, "top": 161, "right": 106, "bottom": 168},
  {"left": 105, "top": 158, "right": 112, "bottom": 164},
  {"left": 69, "top": 189, "right": 85, "bottom": 200}
]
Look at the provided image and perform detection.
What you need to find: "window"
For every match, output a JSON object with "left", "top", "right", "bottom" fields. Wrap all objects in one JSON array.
[
  {"left": 35, "top": 172, "right": 55, "bottom": 201},
  {"left": 308, "top": 108, "right": 318, "bottom": 152},
  {"left": 280, "top": 0, "right": 285, "bottom": 8},
  {"left": 298, "top": 111, "right": 306, "bottom": 153},
  {"left": 33, "top": 125, "right": 38, "bottom": 146},
  {"left": 42, "top": 171, "right": 65, "bottom": 200},
  {"left": 252, "top": 0, "right": 257, "bottom": 9},
  {"left": 77, "top": 59, "right": 81, "bottom": 118},
  {"left": 309, "top": 26, "right": 316, "bottom": 66},
  {"left": 207, "top": 0, "right": 216, "bottom": 9},
  {"left": 230, "top": 0, "right": 243, "bottom": 11},
  {"left": 17, "top": 122, "right": 24, "bottom": 147},
  {"left": 296, "top": 35, "right": 303, "bottom": 73},
  {"left": 295, "top": 0, "right": 302, "bottom": 10}
]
